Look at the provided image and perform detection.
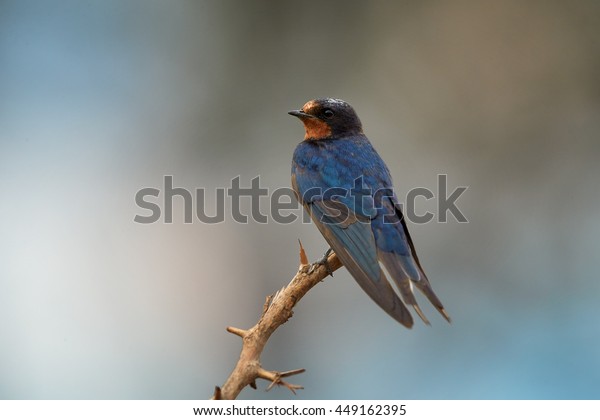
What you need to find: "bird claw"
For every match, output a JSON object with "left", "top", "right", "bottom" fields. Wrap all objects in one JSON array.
[{"left": 315, "top": 248, "right": 334, "bottom": 277}]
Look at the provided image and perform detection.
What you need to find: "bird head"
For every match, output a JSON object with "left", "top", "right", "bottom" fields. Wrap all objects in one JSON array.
[{"left": 288, "top": 98, "right": 363, "bottom": 141}]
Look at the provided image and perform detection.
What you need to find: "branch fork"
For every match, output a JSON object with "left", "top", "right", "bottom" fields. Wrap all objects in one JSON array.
[{"left": 212, "top": 241, "right": 342, "bottom": 400}]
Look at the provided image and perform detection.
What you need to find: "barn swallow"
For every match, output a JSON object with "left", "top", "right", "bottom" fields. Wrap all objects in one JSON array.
[{"left": 289, "top": 98, "right": 450, "bottom": 328}]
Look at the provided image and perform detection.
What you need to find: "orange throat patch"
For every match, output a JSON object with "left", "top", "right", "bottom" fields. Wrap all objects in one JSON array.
[{"left": 302, "top": 118, "right": 332, "bottom": 141}]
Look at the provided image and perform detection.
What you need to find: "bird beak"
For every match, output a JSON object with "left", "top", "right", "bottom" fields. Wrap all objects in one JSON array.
[{"left": 288, "top": 110, "right": 314, "bottom": 119}]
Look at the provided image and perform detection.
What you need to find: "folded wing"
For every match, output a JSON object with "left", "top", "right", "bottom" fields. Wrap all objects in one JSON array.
[{"left": 306, "top": 199, "right": 415, "bottom": 328}]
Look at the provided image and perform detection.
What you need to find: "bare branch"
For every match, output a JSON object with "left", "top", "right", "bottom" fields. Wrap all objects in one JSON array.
[
  {"left": 226, "top": 327, "right": 248, "bottom": 338},
  {"left": 257, "top": 367, "right": 305, "bottom": 394},
  {"left": 213, "top": 244, "right": 342, "bottom": 400}
]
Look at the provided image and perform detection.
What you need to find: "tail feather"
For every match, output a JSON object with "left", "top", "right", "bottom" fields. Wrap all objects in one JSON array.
[
  {"left": 391, "top": 202, "right": 451, "bottom": 323},
  {"left": 378, "top": 251, "right": 431, "bottom": 325},
  {"left": 413, "top": 273, "right": 452, "bottom": 323}
]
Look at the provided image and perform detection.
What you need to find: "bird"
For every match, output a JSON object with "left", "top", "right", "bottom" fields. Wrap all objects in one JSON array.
[{"left": 289, "top": 98, "right": 450, "bottom": 328}]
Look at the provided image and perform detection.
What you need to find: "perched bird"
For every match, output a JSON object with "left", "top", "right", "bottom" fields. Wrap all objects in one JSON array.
[{"left": 289, "top": 98, "right": 450, "bottom": 328}]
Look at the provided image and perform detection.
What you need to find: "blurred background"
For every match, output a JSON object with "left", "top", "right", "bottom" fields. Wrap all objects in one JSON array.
[{"left": 1, "top": 0, "right": 599, "bottom": 399}]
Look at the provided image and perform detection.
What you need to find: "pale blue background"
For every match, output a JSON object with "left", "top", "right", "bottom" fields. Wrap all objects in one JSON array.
[{"left": 1, "top": 0, "right": 599, "bottom": 399}]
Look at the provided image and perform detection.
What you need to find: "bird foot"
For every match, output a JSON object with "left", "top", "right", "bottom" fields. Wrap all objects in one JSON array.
[{"left": 312, "top": 248, "right": 334, "bottom": 277}]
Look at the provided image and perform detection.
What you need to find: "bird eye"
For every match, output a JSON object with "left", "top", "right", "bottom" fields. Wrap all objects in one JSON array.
[{"left": 323, "top": 109, "right": 334, "bottom": 118}]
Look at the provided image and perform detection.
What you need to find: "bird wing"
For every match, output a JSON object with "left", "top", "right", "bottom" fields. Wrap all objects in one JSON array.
[{"left": 300, "top": 194, "right": 414, "bottom": 328}]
